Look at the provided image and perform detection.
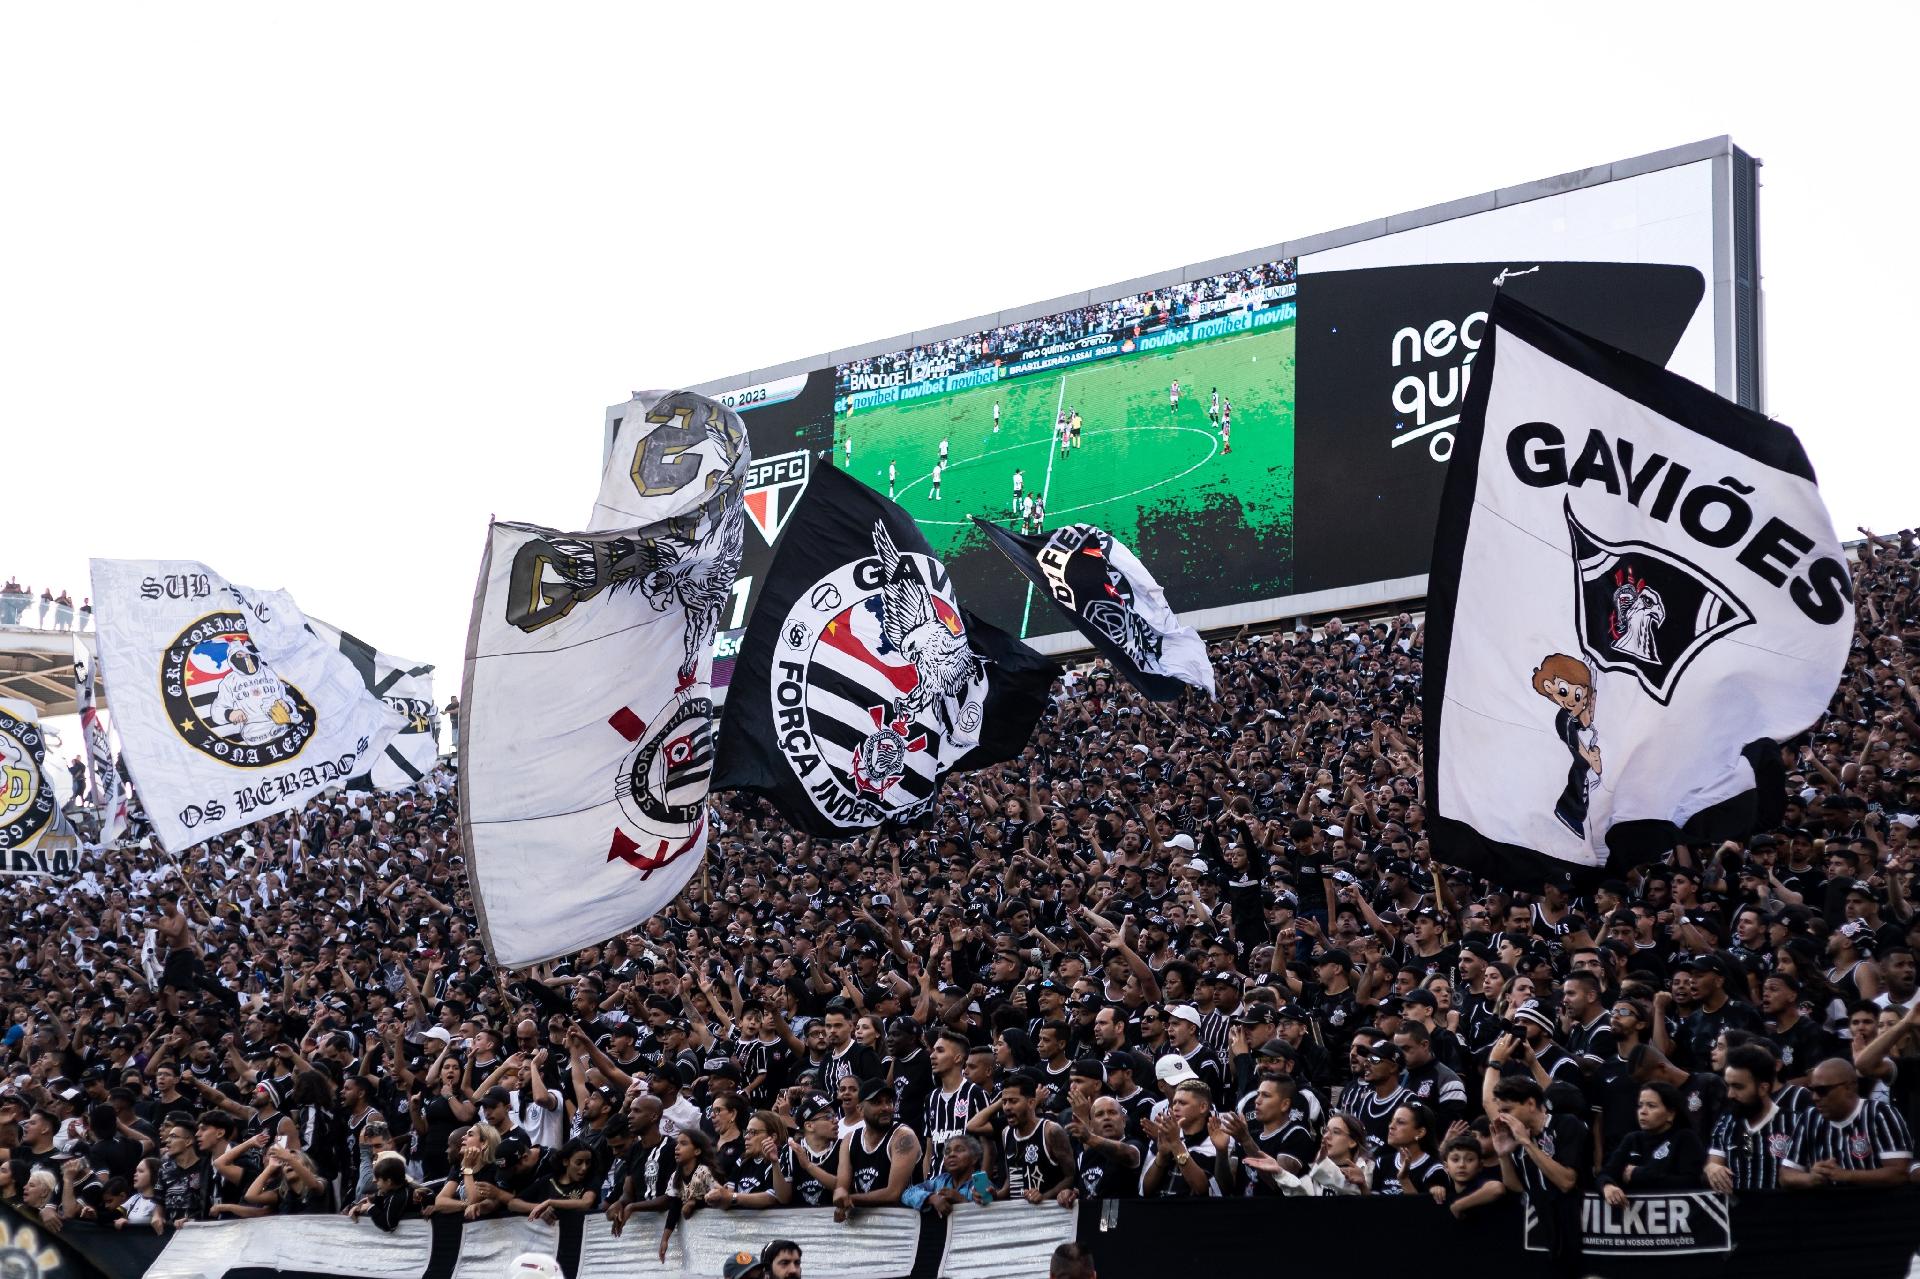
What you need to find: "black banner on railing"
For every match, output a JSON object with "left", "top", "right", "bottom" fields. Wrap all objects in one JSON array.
[{"left": 1525, "top": 1192, "right": 1732, "bottom": 1257}]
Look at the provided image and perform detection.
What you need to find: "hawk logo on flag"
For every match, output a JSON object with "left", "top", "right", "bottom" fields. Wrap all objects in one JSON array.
[
  {"left": 607, "top": 693, "right": 711, "bottom": 877},
  {"left": 1566, "top": 503, "right": 1753, "bottom": 706},
  {"left": 772, "top": 520, "right": 986, "bottom": 826},
  {"left": 0, "top": 708, "right": 55, "bottom": 852},
  {"left": 161, "top": 613, "right": 317, "bottom": 767},
  {"left": 743, "top": 450, "right": 810, "bottom": 547}
]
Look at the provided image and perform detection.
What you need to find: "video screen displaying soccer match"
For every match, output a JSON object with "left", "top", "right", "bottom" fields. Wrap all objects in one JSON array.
[{"left": 830, "top": 262, "right": 1298, "bottom": 635}]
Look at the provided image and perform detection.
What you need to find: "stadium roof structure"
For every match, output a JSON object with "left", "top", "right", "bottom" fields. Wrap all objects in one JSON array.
[{"left": 0, "top": 625, "right": 89, "bottom": 716}]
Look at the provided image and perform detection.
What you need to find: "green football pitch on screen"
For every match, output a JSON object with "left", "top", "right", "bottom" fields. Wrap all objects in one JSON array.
[{"left": 834, "top": 317, "right": 1296, "bottom": 621}]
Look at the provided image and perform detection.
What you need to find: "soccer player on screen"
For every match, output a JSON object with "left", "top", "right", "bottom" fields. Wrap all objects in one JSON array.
[
  {"left": 1070, "top": 408, "right": 1082, "bottom": 450},
  {"left": 930, "top": 460, "right": 943, "bottom": 501},
  {"left": 939, "top": 436, "right": 949, "bottom": 466},
  {"left": 1209, "top": 387, "right": 1220, "bottom": 426},
  {"left": 889, "top": 459, "right": 898, "bottom": 498},
  {"left": 1221, "top": 398, "right": 1232, "bottom": 455},
  {"left": 992, "top": 400, "right": 1001, "bottom": 434},
  {"left": 1169, "top": 379, "right": 1180, "bottom": 417},
  {"left": 1012, "top": 468, "right": 1023, "bottom": 516}
]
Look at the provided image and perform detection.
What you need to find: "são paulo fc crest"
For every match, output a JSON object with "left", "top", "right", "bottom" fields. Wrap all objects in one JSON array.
[
  {"left": 0, "top": 708, "right": 55, "bottom": 852},
  {"left": 1566, "top": 503, "right": 1753, "bottom": 706},
  {"left": 744, "top": 450, "right": 810, "bottom": 547},
  {"left": 607, "top": 689, "right": 711, "bottom": 878},
  {"left": 772, "top": 521, "right": 985, "bottom": 827},
  {"left": 160, "top": 613, "right": 316, "bottom": 767}
]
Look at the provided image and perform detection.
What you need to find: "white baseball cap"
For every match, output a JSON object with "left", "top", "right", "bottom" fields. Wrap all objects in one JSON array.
[
  {"left": 1166, "top": 1004, "right": 1203, "bottom": 1029},
  {"left": 1154, "top": 1054, "right": 1199, "bottom": 1085},
  {"left": 508, "top": 1255, "right": 561, "bottom": 1279}
]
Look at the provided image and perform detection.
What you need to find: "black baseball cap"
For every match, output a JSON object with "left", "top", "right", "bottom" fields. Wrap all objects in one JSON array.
[
  {"left": 859, "top": 1078, "right": 895, "bottom": 1103},
  {"left": 1233, "top": 1005, "right": 1279, "bottom": 1026},
  {"left": 495, "top": 1130, "right": 533, "bottom": 1166}
]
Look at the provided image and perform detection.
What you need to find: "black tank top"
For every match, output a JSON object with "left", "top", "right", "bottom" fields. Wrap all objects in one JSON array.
[
  {"left": 1004, "top": 1119, "right": 1065, "bottom": 1197},
  {"left": 793, "top": 1139, "right": 838, "bottom": 1207},
  {"left": 849, "top": 1122, "right": 896, "bottom": 1194}
]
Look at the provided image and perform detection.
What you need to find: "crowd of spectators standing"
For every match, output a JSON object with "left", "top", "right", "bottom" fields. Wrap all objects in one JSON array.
[
  {"left": 0, "top": 580, "right": 88, "bottom": 630},
  {"left": 838, "top": 261, "right": 1296, "bottom": 394},
  {"left": 0, "top": 526, "right": 1915, "bottom": 1255}
]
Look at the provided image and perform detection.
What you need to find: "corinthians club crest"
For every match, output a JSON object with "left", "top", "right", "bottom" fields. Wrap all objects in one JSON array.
[
  {"left": 161, "top": 613, "right": 317, "bottom": 767},
  {"left": 607, "top": 689, "right": 712, "bottom": 877},
  {"left": 1566, "top": 502, "right": 1754, "bottom": 706},
  {"left": 772, "top": 521, "right": 986, "bottom": 828},
  {"left": 0, "top": 708, "right": 55, "bottom": 853}
]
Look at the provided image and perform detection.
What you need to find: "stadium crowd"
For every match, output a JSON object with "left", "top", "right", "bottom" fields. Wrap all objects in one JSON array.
[
  {"left": 0, "top": 526, "right": 1915, "bottom": 1260},
  {"left": 838, "top": 262, "right": 1296, "bottom": 394}
]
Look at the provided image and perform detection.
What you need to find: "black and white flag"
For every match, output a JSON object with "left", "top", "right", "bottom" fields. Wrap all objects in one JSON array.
[
  {"left": 73, "top": 636, "right": 128, "bottom": 845},
  {"left": 1424, "top": 296, "right": 1852, "bottom": 883},
  {"left": 973, "top": 519, "right": 1214, "bottom": 700},
  {"left": 714, "top": 464, "right": 1060, "bottom": 836},
  {"left": 307, "top": 620, "right": 438, "bottom": 792}
]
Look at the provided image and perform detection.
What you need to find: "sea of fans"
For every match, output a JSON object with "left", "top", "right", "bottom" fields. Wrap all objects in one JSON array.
[
  {"left": 0, "top": 526, "right": 1915, "bottom": 1258},
  {"left": 838, "top": 262, "right": 1297, "bottom": 394},
  {"left": 0, "top": 579, "right": 89, "bottom": 630}
]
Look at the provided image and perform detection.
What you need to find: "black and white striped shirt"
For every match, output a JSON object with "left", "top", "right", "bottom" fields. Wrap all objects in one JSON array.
[
  {"left": 1337, "top": 1082, "right": 1413, "bottom": 1156},
  {"left": 924, "top": 1080, "right": 990, "bottom": 1170},
  {"left": 1782, "top": 1097, "right": 1912, "bottom": 1172},
  {"left": 1707, "top": 1102, "right": 1796, "bottom": 1190}
]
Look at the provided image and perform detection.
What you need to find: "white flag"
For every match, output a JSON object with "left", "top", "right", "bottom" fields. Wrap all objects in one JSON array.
[
  {"left": 306, "top": 619, "right": 439, "bottom": 792},
  {"left": 462, "top": 391, "right": 748, "bottom": 968},
  {"left": 89, "top": 561, "right": 405, "bottom": 853},
  {"left": 1424, "top": 296, "right": 1852, "bottom": 882},
  {"left": 73, "top": 637, "right": 129, "bottom": 845},
  {"left": 0, "top": 697, "right": 80, "bottom": 875}
]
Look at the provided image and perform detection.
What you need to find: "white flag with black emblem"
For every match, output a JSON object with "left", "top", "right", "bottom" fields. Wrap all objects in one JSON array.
[
  {"left": 1424, "top": 296, "right": 1852, "bottom": 884},
  {"left": 0, "top": 697, "right": 81, "bottom": 875},
  {"left": 306, "top": 619, "right": 439, "bottom": 792},
  {"left": 461, "top": 391, "right": 748, "bottom": 968},
  {"left": 89, "top": 561, "right": 406, "bottom": 854}
]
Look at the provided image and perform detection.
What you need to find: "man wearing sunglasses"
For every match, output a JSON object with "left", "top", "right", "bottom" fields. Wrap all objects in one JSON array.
[{"left": 1779, "top": 1059, "right": 1912, "bottom": 1188}]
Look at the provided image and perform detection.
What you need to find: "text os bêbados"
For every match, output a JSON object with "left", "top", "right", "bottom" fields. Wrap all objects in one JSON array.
[{"left": 1506, "top": 421, "right": 1851, "bottom": 627}]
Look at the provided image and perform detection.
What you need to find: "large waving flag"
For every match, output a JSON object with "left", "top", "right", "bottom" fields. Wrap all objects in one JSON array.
[
  {"left": 461, "top": 391, "right": 748, "bottom": 968},
  {"left": 973, "top": 518, "right": 1214, "bottom": 700},
  {"left": 713, "top": 464, "right": 1060, "bottom": 836},
  {"left": 1424, "top": 295, "right": 1852, "bottom": 886},
  {"left": 307, "top": 619, "right": 439, "bottom": 792},
  {"left": 89, "top": 561, "right": 404, "bottom": 853}
]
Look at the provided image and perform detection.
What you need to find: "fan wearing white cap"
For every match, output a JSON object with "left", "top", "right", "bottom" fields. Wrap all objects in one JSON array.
[
  {"left": 508, "top": 1255, "right": 561, "bottom": 1279},
  {"left": 1161, "top": 1005, "right": 1226, "bottom": 1098}
]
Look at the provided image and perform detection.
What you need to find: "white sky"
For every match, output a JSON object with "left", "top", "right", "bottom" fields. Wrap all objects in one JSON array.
[{"left": 4, "top": 5, "right": 1915, "bottom": 689}]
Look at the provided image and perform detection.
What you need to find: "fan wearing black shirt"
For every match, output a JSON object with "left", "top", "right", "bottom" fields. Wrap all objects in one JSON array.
[
  {"left": 1676, "top": 954, "right": 1763, "bottom": 1069},
  {"left": 1597, "top": 1081, "right": 1707, "bottom": 1203},
  {"left": 1490, "top": 1075, "right": 1588, "bottom": 1201},
  {"left": 1338, "top": 1041, "right": 1414, "bottom": 1156},
  {"left": 1760, "top": 973, "right": 1837, "bottom": 1083},
  {"left": 1368, "top": 1102, "right": 1448, "bottom": 1200},
  {"left": 1223, "top": 1078, "right": 1315, "bottom": 1193},
  {"left": 1708, "top": 1045, "right": 1795, "bottom": 1192},
  {"left": 1163, "top": 1007, "right": 1226, "bottom": 1098},
  {"left": 1560, "top": 972, "right": 1616, "bottom": 1072},
  {"left": 819, "top": 1005, "right": 883, "bottom": 1099},
  {"left": 885, "top": 1019, "right": 934, "bottom": 1139}
]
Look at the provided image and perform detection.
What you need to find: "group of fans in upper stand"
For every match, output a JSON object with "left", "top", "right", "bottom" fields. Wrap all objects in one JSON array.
[{"left": 0, "top": 527, "right": 1914, "bottom": 1269}]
